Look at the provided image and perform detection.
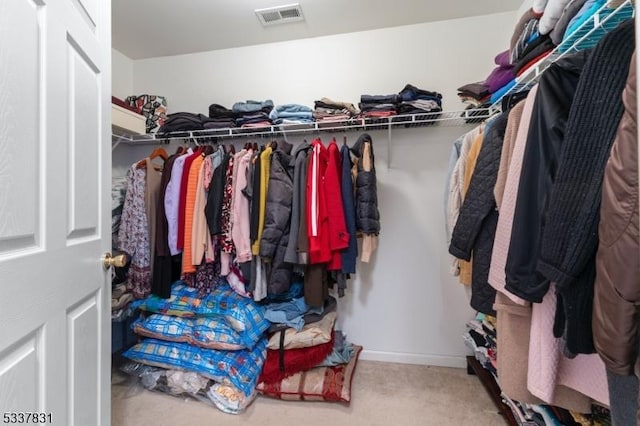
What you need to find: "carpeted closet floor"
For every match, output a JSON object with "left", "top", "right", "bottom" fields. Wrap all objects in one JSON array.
[{"left": 111, "top": 360, "right": 506, "bottom": 426}]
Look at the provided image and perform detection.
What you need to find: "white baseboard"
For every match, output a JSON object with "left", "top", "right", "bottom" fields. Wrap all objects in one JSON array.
[{"left": 359, "top": 350, "right": 467, "bottom": 369}]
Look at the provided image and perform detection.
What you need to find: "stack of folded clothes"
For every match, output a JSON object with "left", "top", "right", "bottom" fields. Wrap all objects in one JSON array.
[
  {"left": 463, "top": 313, "right": 497, "bottom": 376},
  {"left": 207, "top": 104, "right": 237, "bottom": 129},
  {"left": 396, "top": 84, "right": 443, "bottom": 115},
  {"left": 269, "top": 104, "right": 314, "bottom": 125},
  {"left": 457, "top": 82, "right": 491, "bottom": 107},
  {"left": 256, "top": 289, "right": 362, "bottom": 404},
  {"left": 157, "top": 112, "right": 204, "bottom": 133},
  {"left": 313, "top": 97, "right": 360, "bottom": 124},
  {"left": 157, "top": 112, "right": 233, "bottom": 134},
  {"left": 358, "top": 94, "right": 400, "bottom": 118},
  {"left": 232, "top": 100, "right": 274, "bottom": 128}
]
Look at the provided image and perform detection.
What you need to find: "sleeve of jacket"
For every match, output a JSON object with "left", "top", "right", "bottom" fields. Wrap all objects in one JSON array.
[
  {"left": 449, "top": 112, "right": 509, "bottom": 261},
  {"left": 260, "top": 154, "right": 293, "bottom": 261}
]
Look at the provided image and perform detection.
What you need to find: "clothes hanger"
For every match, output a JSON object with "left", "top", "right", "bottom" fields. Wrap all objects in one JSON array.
[{"left": 136, "top": 147, "right": 168, "bottom": 169}]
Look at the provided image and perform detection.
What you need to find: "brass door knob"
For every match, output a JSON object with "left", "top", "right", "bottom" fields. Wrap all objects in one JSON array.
[{"left": 103, "top": 252, "right": 128, "bottom": 270}]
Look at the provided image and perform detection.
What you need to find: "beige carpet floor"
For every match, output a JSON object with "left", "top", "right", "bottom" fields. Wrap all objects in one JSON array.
[{"left": 112, "top": 360, "right": 506, "bottom": 426}]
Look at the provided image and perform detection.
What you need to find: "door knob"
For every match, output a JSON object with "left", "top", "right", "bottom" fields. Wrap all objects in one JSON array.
[{"left": 103, "top": 252, "right": 128, "bottom": 270}]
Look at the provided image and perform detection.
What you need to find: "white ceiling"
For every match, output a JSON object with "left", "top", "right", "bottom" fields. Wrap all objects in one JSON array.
[{"left": 112, "top": 0, "right": 522, "bottom": 59}]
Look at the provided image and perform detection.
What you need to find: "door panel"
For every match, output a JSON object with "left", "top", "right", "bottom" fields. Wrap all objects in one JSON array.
[
  {"left": 67, "top": 36, "right": 100, "bottom": 242},
  {"left": 0, "top": 333, "right": 42, "bottom": 412},
  {"left": 0, "top": 0, "right": 111, "bottom": 424},
  {"left": 0, "top": 0, "right": 43, "bottom": 255},
  {"left": 67, "top": 294, "right": 100, "bottom": 426},
  {"left": 72, "top": 0, "right": 98, "bottom": 31}
]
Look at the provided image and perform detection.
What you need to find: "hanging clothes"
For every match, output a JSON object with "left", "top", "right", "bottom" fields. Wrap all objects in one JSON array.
[
  {"left": 118, "top": 164, "right": 152, "bottom": 299},
  {"left": 177, "top": 149, "right": 202, "bottom": 250},
  {"left": 340, "top": 143, "right": 358, "bottom": 275},
  {"left": 537, "top": 20, "right": 634, "bottom": 355},
  {"left": 488, "top": 86, "right": 538, "bottom": 305},
  {"left": 191, "top": 154, "right": 215, "bottom": 268},
  {"left": 165, "top": 148, "right": 192, "bottom": 256},
  {"left": 284, "top": 141, "right": 312, "bottom": 266},
  {"left": 152, "top": 152, "right": 180, "bottom": 298},
  {"left": 593, "top": 51, "right": 639, "bottom": 376},
  {"left": 251, "top": 146, "right": 273, "bottom": 255},
  {"left": 232, "top": 149, "right": 253, "bottom": 264},
  {"left": 181, "top": 153, "right": 205, "bottom": 275},
  {"left": 351, "top": 133, "right": 380, "bottom": 263},
  {"left": 449, "top": 112, "right": 509, "bottom": 315},
  {"left": 260, "top": 140, "right": 295, "bottom": 296},
  {"left": 325, "top": 140, "right": 349, "bottom": 271},
  {"left": 458, "top": 130, "right": 484, "bottom": 286}
]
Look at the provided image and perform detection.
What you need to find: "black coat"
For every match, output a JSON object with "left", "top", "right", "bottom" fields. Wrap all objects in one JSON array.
[
  {"left": 538, "top": 21, "right": 635, "bottom": 355},
  {"left": 449, "top": 111, "right": 509, "bottom": 315},
  {"left": 260, "top": 141, "right": 295, "bottom": 295},
  {"left": 504, "top": 50, "right": 590, "bottom": 304},
  {"left": 351, "top": 133, "right": 380, "bottom": 235}
]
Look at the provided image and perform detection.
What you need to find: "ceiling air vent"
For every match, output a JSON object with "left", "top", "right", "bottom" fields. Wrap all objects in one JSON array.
[{"left": 255, "top": 3, "right": 305, "bottom": 26}]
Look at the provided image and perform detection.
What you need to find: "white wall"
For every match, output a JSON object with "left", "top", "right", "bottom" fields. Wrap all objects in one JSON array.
[
  {"left": 131, "top": 11, "right": 517, "bottom": 114},
  {"left": 112, "top": 48, "right": 133, "bottom": 100},
  {"left": 115, "top": 11, "right": 517, "bottom": 367}
]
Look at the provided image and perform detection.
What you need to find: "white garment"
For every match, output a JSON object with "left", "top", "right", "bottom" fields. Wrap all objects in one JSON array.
[
  {"left": 539, "top": 0, "right": 572, "bottom": 34},
  {"left": 164, "top": 148, "right": 192, "bottom": 255}
]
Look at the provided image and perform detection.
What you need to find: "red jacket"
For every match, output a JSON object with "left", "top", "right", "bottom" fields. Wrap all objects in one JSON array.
[
  {"left": 326, "top": 141, "right": 349, "bottom": 270},
  {"left": 307, "top": 139, "right": 349, "bottom": 266},
  {"left": 307, "top": 139, "right": 330, "bottom": 264}
]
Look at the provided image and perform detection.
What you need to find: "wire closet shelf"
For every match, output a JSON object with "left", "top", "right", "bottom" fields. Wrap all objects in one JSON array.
[{"left": 112, "top": 108, "right": 494, "bottom": 145}]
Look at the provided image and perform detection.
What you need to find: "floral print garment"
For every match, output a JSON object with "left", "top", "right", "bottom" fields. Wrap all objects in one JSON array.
[
  {"left": 220, "top": 154, "right": 235, "bottom": 254},
  {"left": 182, "top": 251, "right": 222, "bottom": 298},
  {"left": 118, "top": 165, "right": 152, "bottom": 299}
]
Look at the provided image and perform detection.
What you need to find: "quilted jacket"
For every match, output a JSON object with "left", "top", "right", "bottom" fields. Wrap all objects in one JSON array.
[
  {"left": 449, "top": 111, "right": 509, "bottom": 314},
  {"left": 260, "top": 141, "right": 295, "bottom": 295},
  {"left": 351, "top": 133, "right": 380, "bottom": 235}
]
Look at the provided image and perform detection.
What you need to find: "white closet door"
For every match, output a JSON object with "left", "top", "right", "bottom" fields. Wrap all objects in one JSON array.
[{"left": 0, "top": 0, "right": 111, "bottom": 425}]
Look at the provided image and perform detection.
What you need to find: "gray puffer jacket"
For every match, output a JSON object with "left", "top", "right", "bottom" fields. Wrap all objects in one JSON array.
[
  {"left": 351, "top": 133, "right": 380, "bottom": 234},
  {"left": 260, "top": 141, "right": 294, "bottom": 295}
]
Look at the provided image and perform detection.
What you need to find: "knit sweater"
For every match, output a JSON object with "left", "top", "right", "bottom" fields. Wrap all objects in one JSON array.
[{"left": 537, "top": 20, "right": 635, "bottom": 354}]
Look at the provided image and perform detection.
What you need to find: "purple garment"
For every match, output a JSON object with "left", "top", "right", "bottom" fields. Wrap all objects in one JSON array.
[
  {"left": 494, "top": 50, "right": 512, "bottom": 67},
  {"left": 486, "top": 67, "right": 516, "bottom": 94},
  {"left": 485, "top": 50, "right": 516, "bottom": 94}
]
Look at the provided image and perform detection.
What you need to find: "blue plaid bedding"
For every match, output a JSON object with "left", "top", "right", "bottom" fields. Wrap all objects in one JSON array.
[
  {"left": 133, "top": 314, "right": 193, "bottom": 342},
  {"left": 123, "top": 338, "right": 267, "bottom": 397},
  {"left": 131, "top": 282, "right": 201, "bottom": 317},
  {"left": 196, "top": 284, "right": 270, "bottom": 346},
  {"left": 192, "top": 318, "right": 245, "bottom": 350}
]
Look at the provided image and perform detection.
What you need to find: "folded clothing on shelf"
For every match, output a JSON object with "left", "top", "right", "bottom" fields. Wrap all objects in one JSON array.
[
  {"left": 485, "top": 50, "right": 516, "bottom": 94},
  {"left": 314, "top": 97, "right": 360, "bottom": 116},
  {"left": 269, "top": 104, "right": 314, "bottom": 125}
]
